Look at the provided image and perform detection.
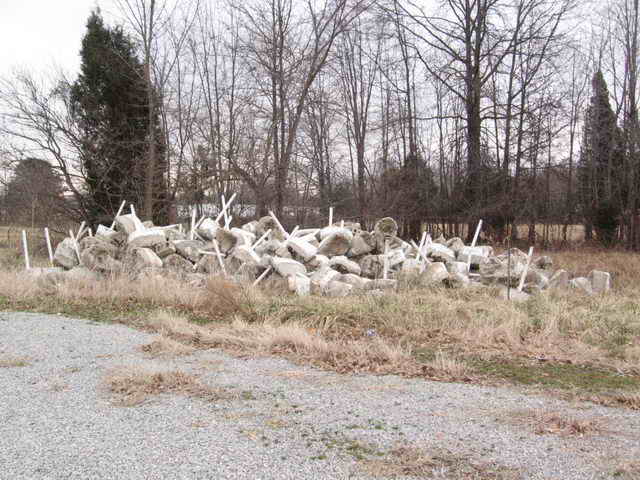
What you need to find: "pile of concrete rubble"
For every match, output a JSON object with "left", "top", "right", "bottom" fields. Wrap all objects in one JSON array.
[{"left": 41, "top": 207, "right": 611, "bottom": 300}]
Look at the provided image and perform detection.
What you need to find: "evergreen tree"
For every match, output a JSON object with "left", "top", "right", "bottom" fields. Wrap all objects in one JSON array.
[
  {"left": 578, "top": 71, "right": 624, "bottom": 245},
  {"left": 71, "top": 9, "right": 168, "bottom": 226}
]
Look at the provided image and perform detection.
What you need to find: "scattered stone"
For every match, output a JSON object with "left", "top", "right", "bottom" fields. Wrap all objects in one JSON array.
[
  {"left": 421, "top": 262, "right": 449, "bottom": 284},
  {"left": 534, "top": 255, "right": 554, "bottom": 270},
  {"left": 288, "top": 273, "right": 311, "bottom": 296},
  {"left": 569, "top": 277, "right": 594, "bottom": 295},
  {"left": 588, "top": 270, "right": 611, "bottom": 294},
  {"left": 271, "top": 257, "right": 307, "bottom": 277},
  {"left": 53, "top": 238, "right": 79, "bottom": 270},
  {"left": 128, "top": 229, "right": 166, "bottom": 249},
  {"left": 318, "top": 231, "right": 352, "bottom": 257},
  {"left": 163, "top": 254, "right": 193, "bottom": 275},
  {"left": 548, "top": 269, "right": 570, "bottom": 289},
  {"left": 325, "top": 280, "right": 353, "bottom": 298},
  {"left": 329, "top": 256, "right": 361, "bottom": 275}
]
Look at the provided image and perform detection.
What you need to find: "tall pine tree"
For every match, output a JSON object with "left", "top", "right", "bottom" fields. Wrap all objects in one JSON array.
[
  {"left": 71, "top": 9, "right": 168, "bottom": 226},
  {"left": 578, "top": 70, "right": 624, "bottom": 245}
]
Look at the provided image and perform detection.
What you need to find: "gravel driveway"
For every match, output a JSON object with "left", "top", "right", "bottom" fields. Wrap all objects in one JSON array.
[{"left": 1, "top": 312, "right": 638, "bottom": 480}]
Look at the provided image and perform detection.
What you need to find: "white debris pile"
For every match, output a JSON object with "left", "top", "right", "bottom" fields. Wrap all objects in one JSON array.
[{"left": 27, "top": 200, "right": 611, "bottom": 300}]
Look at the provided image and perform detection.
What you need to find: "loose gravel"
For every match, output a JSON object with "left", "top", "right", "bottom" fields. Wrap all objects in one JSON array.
[{"left": 1, "top": 312, "right": 638, "bottom": 480}]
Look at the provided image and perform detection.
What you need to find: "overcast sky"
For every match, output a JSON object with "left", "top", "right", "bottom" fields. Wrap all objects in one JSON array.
[{"left": 0, "top": 1, "right": 119, "bottom": 78}]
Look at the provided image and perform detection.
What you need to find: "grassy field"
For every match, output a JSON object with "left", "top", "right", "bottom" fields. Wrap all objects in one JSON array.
[{"left": 0, "top": 239, "right": 638, "bottom": 409}]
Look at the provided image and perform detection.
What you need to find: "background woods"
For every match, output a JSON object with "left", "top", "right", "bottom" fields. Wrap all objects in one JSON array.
[{"left": 1, "top": 0, "right": 639, "bottom": 249}]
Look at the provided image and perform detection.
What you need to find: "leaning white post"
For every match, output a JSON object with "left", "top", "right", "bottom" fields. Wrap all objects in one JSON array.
[
  {"left": 282, "top": 226, "right": 299, "bottom": 247},
  {"left": 252, "top": 229, "right": 272, "bottom": 250},
  {"left": 517, "top": 246, "right": 534, "bottom": 292},
  {"left": 253, "top": 266, "right": 272, "bottom": 286},
  {"left": 190, "top": 208, "right": 196, "bottom": 240},
  {"left": 75, "top": 221, "right": 86, "bottom": 242},
  {"left": 44, "top": 227, "right": 54, "bottom": 267},
  {"left": 212, "top": 240, "right": 227, "bottom": 277},
  {"left": 21, "top": 230, "right": 30, "bottom": 270},
  {"left": 215, "top": 193, "right": 237, "bottom": 224},
  {"left": 410, "top": 240, "right": 429, "bottom": 264},
  {"left": 130, "top": 204, "right": 136, "bottom": 216},
  {"left": 224, "top": 215, "right": 233, "bottom": 229},
  {"left": 268, "top": 210, "right": 290, "bottom": 239},
  {"left": 382, "top": 239, "right": 389, "bottom": 280},
  {"left": 471, "top": 219, "right": 483, "bottom": 248},
  {"left": 69, "top": 229, "right": 81, "bottom": 264},
  {"left": 110, "top": 200, "right": 127, "bottom": 229}
]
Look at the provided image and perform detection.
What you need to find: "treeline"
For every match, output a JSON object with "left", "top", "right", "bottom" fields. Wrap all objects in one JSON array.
[{"left": 1, "top": 0, "right": 639, "bottom": 248}]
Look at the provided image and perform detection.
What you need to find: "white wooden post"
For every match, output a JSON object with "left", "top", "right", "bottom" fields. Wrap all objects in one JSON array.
[
  {"left": 382, "top": 239, "right": 389, "bottom": 280},
  {"left": 212, "top": 240, "right": 227, "bottom": 277},
  {"left": 69, "top": 229, "right": 81, "bottom": 264},
  {"left": 224, "top": 215, "right": 233, "bottom": 229},
  {"left": 190, "top": 208, "right": 196, "bottom": 240},
  {"left": 21, "top": 230, "right": 30, "bottom": 270},
  {"left": 410, "top": 240, "right": 429, "bottom": 264},
  {"left": 268, "top": 210, "right": 290, "bottom": 239},
  {"left": 130, "top": 204, "right": 136, "bottom": 216},
  {"left": 471, "top": 219, "right": 483, "bottom": 248},
  {"left": 215, "top": 193, "right": 237, "bottom": 224},
  {"left": 75, "top": 221, "right": 86, "bottom": 242},
  {"left": 340, "top": 220, "right": 344, "bottom": 228},
  {"left": 252, "top": 229, "right": 272, "bottom": 250},
  {"left": 44, "top": 227, "right": 54, "bottom": 267},
  {"left": 328, "top": 207, "right": 333, "bottom": 227},
  {"left": 253, "top": 266, "right": 272, "bottom": 286},
  {"left": 110, "top": 200, "right": 127, "bottom": 229},
  {"left": 517, "top": 246, "right": 534, "bottom": 292}
]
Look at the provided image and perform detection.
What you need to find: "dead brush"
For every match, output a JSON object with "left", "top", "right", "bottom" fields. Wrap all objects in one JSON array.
[
  {"left": 360, "top": 445, "right": 519, "bottom": 479},
  {"left": 141, "top": 335, "right": 195, "bottom": 357},
  {"left": 509, "top": 409, "right": 603, "bottom": 436},
  {"left": 200, "top": 277, "right": 261, "bottom": 322},
  {"left": 585, "top": 392, "right": 640, "bottom": 410},
  {"left": 0, "top": 354, "right": 30, "bottom": 368},
  {"left": 103, "top": 365, "right": 228, "bottom": 406},
  {"left": 422, "top": 350, "right": 471, "bottom": 381}
]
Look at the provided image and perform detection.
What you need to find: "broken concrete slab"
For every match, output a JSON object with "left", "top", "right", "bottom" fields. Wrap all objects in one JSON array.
[
  {"left": 457, "top": 245, "right": 491, "bottom": 267},
  {"left": 163, "top": 254, "right": 194, "bottom": 275},
  {"left": 132, "top": 248, "right": 163, "bottom": 268},
  {"left": 287, "top": 237, "right": 318, "bottom": 262},
  {"left": 53, "top": 237, "right": 79, "bottom": 270},
  {"left": 287, "top": 273, "right": 311, "bottom": 296},
  {"left": 329, "top": 256, "right": 361, "bottom": 275},
  {"left": 588, "top": 270, "right": 611, "bottom": 294},
  {"left": 421, "top": 262, "right": 449, "bottom": 285},
  {"left": 318, "top": 231, "right": 352, "bottom": 257},
  {"left": 348, "top": 232, "right": 375, "bottom": 257},
  {"left": 424, "top": 243, "right": 456, "bottom": 263},
  {"left": 197, "top": 218, "right": 219, "bottom": 241},
  {"left": 114, "top": 214, "right": 144, "bottom": 234},
  {"left": 310, "top": 266, "right": 341, "bottom": 290},
  {"left": 339, "top": 273, "right": 371, "bottom": 290},
  {"left": 231, "top": 245, "right": 262, "bottom": 266},
  {"left": 359, "top": 254, "right": 384, "bottom": 278},
  {"left": 446, "top": 237, "right": 466, "bottom": 254},
  {"left": 128, "top": 229, "right": 166, "bottom": 249},
  {"left": 444, "top": 272, "right": 470, "bottom": 289},
  {"left": 271, "top": 257, "right": 307, "bottom": 277},
  {"left": 534, "top": 255, "right": 554, "bottom": 270},
  {"left": 569, "top": 277, "right": 594, "bottom": 295},
  {"left": 173, "top": 239, "right": 205, "bottom": 263}
]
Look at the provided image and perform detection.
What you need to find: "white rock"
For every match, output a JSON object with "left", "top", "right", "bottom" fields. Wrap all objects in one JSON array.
[
  {"left": 424, "top": 243, "right": 456, "bottom": 263},
  {"left": 569, "top": 277, "right": 594, "bottom": 295},
  {"left": 271, "top": 257, "right": 307, "bottom": 277},
  {"left": 447, "top": 261, "right": 470, "bottom": 275},
  {"left": 401, "top": 258, "right": 424, "bottom": 275},
  {"left": 53, "top": 237, "right": 79, "bottom": 270},
  {"left": 588, "top": 270, "right": 611, "bottom": 294},
  {"left": 318, "top": 231, "right": 352, "bottom": 257},
  {"left": 197, "top": 218, "right": 219, "bottom": 241},
  {"left": 232, "top": 245, "right": 262, "bottom": 266},
  {"left": 134, "top": 248, "right": 163, "bottom": 268},
  {"left": 548, "top": 269, "right": 570, "bottom": 289},
  {"left": 329, "top": 256, "right": 361, "bottom": 275},
  {"left": 287, "top": 273, "right": 311, "bottom": 296},
  {"left": 287, "top": 237, "right": 318, "bottom": 262},
  {"left": 457, "top": 245, "right": 491, "bottom": 267},
  {"left": 386, "top": 248, "right": 406, "bottom": 268},
  {"left": 128, "top": 229, "right": 166, "bottom": 248},
  {"left": 422, "top": 262, "right": 449, "bottom": 284},
  {"left": 310, "top": 267, "right": 341, "bottom": 290},
  {"left": 339, "top": 273, "right": 370, "bottom": 290}
]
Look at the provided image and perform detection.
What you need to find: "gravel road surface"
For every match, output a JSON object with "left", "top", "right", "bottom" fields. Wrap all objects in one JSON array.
[{"left": 1, "top": 312, "right": 638, "bottom": 479}]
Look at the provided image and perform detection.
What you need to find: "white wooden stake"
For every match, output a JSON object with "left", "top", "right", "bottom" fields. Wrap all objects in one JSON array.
[
  {"left": 212, "top": 240, "right": 227, "bottom": 277},
  {"left": 383, "top": 239, "right": 389, "bottom": 280},
  {"left": 328, "top": 207, "right": 333, "bottom": 227},
  {"left": 282, "top": 226, "right": 299, "bottom": 247},
  {"left": 110, "top": 200, "right": 127, "bottom": 229},
  {"left": 253, "top": 266, "right": 272, "bottom": 286},
  {"left": 224, "top": 215, "right": 233, "bottom": 229},
  {"left": 69, "top": 229, "right": 81, "bottom": 264},
  {"left": 340, "top": 219, "right": 344, "bottom": 228},
  {"left": 215, "top": 193, "right": 237, "bottom": 224},
  {"left": 410, "top": 240, "right": 429, "bottom": 264},
  {"left": 252, "top": 229, "right": 272, "bottom": 250},
  {"left": 268, "top": 210, "right": 290, "bottom": 239},
  {"left": 21, "top": 230, "right": 30, "bottom": 270},
  {"left": 517, "top": 246, "right": 534, "bottom": 292},
  {"left": 190, "top": 208, "right": 196, "bottom": 240},
  {"left": 75, "top": 221, "right": 86, "bottom": 242},
  {"left": 130, "top": 204, "right": 136, "bottom": 216},
  {"left": 471, "top": 219, "right": 483, "bottom": 248},
  {"left": 44, "top": 227, "right": 54, "bottom": 267},
  {"left": 88, "top": 228, "right": 93, "bottom": 237}
]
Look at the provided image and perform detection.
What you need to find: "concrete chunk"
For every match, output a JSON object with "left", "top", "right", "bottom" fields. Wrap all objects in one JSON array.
[
  {"left": 421, "top": 262, "right": 449, "bottom": 284},
  {"left": 329, "top": 256, "right": 361, "bottom": 275},
  {"left": 53, "top": 237, "right": 79, "bottom": 270},
  {"left": 588, "top": 270, "right": 611, "bottom": 294},
  {"left": 287, "top": 273, "right": 311, "bottom": 296},
  {"left": 287, "top": 237, "right": 318, "bottom": 262},
  {"left": 318, "top": 231, "right": 352, "bottom": 257},
  {"left": 128, "top": 229, "right": 166, "bottom": 249},
  {"left": 271, "top": 257, "right": 307, "bottom": 277}
]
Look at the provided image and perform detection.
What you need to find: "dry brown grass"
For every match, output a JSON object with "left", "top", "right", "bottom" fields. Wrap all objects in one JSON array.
[
  {"left": 141, "top": 335, "right": 196, "bottom": 357},
  {"left": 103, "top": 365, "right": 229, "bottom": 406},
  {"left": 360, "top": 445, "right": 520, "bottom": 479},
  {"left": 0, "top": 355, "right": 30, "bottom": 368},
  {"left": 583, "top": 392, "right": 640, "bottom": 410},
  {"left": 506, "top": 409, "right": 603, "bottom": 437},
  {"left": 612, "top": 461, "right": 640, "bottom": 479},
  {"left": 1, "top": 248, "right": 639, "bottom": 394}
]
